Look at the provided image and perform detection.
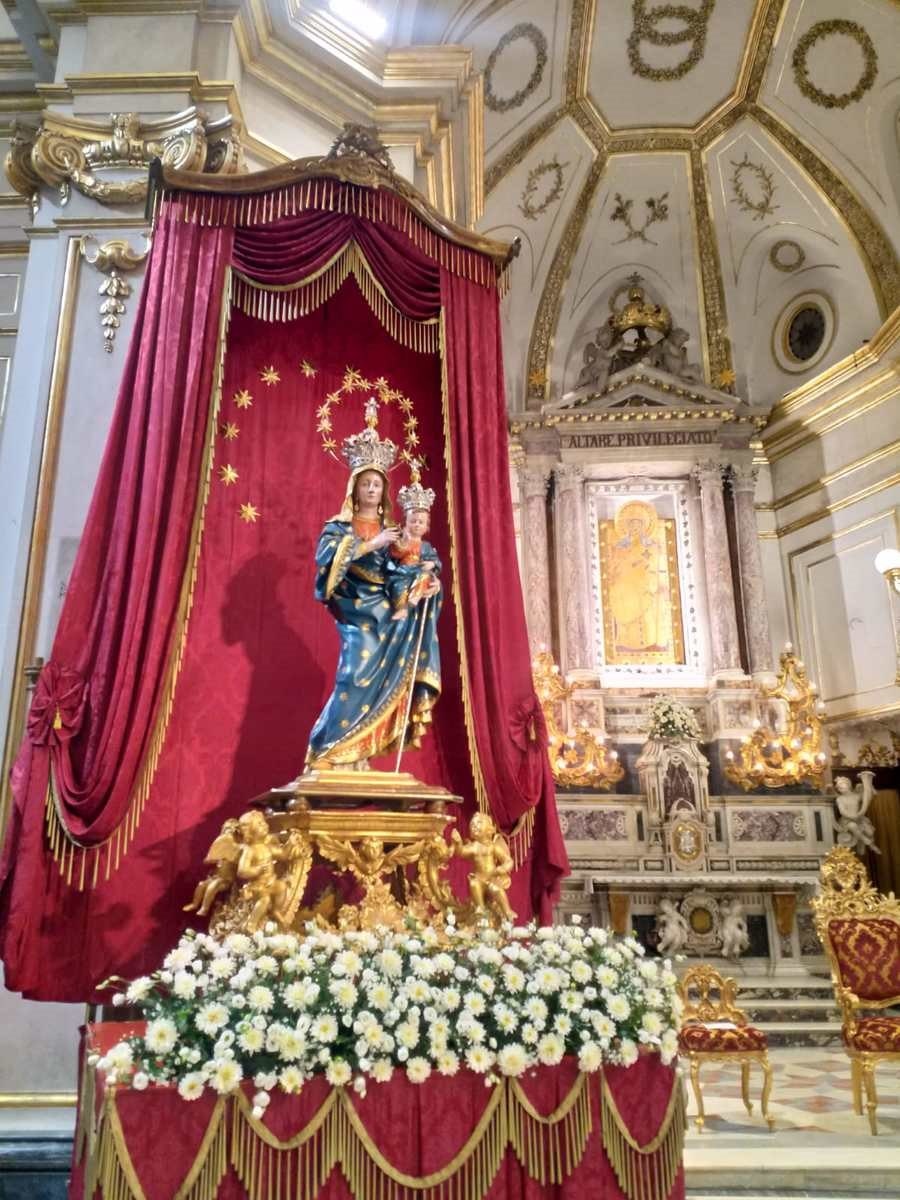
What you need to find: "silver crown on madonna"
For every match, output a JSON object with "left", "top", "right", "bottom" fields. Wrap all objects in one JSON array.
[
  {"left": 398, "top": 462, "right": 436, "bottom": 512},
  {"left": 340, "top": 397, "right": 398, "bottom": 474}
]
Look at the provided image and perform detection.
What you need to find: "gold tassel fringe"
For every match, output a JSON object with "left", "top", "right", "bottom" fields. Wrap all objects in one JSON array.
[
  {"left": 506, "top": 808, "right": 536, "bottom": 871},
  {"left": 85, "top": 1072, "right": 625, "bottom": 1200},
  {"left": 230, "top": 241, "right": 438, "bottom": 355},
  {"left": 45, "top": 270, "right": 234, "bottom": 891},
  {"left": 437, "top": 309, "right": 489, "bottom": 820},
  {"left": 599, "top": 1069, "right": 685, "bottom": 1200},
  {"left": 161, "top": 181, "right": 501, "bottom": 292}
]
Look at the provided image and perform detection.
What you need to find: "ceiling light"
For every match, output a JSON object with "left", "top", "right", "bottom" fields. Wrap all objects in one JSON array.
[{"left": 329, "top": 0, "right": 387, "bottom": 40}]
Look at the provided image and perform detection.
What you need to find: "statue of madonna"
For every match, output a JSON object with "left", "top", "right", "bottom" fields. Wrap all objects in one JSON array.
[{"left": 305, "top": 399, "right": 441, "bottom": 770}]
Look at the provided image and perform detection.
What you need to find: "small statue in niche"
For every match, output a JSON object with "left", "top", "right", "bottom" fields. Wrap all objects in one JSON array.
[
  {"left": 644, "top": 326, "right": 702, "bottom": 382},
  {"left": 663, "top": 758, "right": 696, "bottom": 818},
  {"left": 834, "top": 772, "right": 880, "bottom": 857},
  {"left": 574, "top": 323, "right": 617, "bottom": 392},
  {"left": 720, "top": 899, "right": 750, "bottom": 960},
  {"left": 655, "top": 897, "right": 690, "bottom": 956}
]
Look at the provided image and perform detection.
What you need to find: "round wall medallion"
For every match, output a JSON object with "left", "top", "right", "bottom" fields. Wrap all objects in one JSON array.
[
  {"left": 792, "top": 20, "right": 878, "bottom": 110},
  {"left": 770, "top": 239, "right": 805, "bottom": 272},
  {"left": 484, "top": 23, "right": 548, "bottom": 114},
  {"left": 772, "top": 293, "right": 836, "bottom": 374}
]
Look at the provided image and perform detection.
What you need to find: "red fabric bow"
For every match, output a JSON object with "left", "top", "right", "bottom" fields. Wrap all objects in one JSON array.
[{"left": 26, "top": 661, "right": 87, "bottom": 747}]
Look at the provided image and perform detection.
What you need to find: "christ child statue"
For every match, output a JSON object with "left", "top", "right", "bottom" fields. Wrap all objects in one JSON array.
[{"left": 388, "top": 464, "right": 441, "bottom": 621}]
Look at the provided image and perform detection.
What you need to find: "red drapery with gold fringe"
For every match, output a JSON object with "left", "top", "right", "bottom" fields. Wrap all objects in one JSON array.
[
  {"left": 71, "top": 1026, "right": 685, "bottom": 1200},
  {"left": 0, "top": 177, "right": 567, "bottom": 1001}
]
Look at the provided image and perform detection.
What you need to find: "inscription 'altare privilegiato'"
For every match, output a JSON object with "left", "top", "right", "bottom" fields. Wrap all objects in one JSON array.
[{"left": 561, "top": 430, "right": 719, "bottom": 449}]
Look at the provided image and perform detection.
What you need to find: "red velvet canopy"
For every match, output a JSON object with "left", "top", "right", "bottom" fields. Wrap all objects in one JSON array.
[{"left": 0, "top": 156, "right": 568, "bottom": 1000}]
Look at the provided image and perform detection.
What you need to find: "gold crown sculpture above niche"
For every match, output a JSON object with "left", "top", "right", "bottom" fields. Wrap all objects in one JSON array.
[
  {"left": 531, "top": 650, "right": 624, "bottom": 791},
  {"left": 5, "top": 107, "right": 243, "bottom": 211},
  {"left": 609, "top": 277, "right": 672, "bottom": 341},
  {"left": 724, "top": 645, "right": 827, "bottom": 791},
  {"left": 568, "top": 274, "right": 703, "bottom": 399}
]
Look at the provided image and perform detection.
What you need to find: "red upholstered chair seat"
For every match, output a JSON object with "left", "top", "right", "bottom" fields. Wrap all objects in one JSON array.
[
  {"left": 829, "top": 918, "right": 900, "bottom": 1002},
  {"left": 843, "top": 1016, "right": 900, "bottom": 1053},
  {"left": 678, "top": 1023, "right": 768, "bottom": 1053}
]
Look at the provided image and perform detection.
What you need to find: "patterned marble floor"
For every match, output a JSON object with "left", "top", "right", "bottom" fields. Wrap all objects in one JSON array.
[{"left": 684, "top": 1047, "right": 900, "bottom": 1197}]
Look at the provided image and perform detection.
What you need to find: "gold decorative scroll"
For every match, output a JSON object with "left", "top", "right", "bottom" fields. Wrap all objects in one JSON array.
[
  {"left": 6, "top": 108, "right": 242, "bottom": 208},
  {"left": 598, "top": 502, "right": 685, "bottom": 666}
]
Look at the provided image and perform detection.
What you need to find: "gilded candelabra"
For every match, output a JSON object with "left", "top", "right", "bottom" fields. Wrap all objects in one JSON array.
[
  {"left": 531, "top": 651, "right": 624, "bottom": 790},
  {"left": 724, "top": 646, "right": 827, "bottom": 790}
]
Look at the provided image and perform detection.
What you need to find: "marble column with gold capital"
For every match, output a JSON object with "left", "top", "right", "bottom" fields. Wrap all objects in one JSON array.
[
  {"left": 553, "top": 463, "right": 592, "bottom": 672},
  {"left": 693, "top": 460, "right": 742, "bottom": 675},
  {"left": 518, "top": 467, "right": 553, "bottom": 653},
  {"left": 729, "top": 465, "right": 773, "bottom": 676}
]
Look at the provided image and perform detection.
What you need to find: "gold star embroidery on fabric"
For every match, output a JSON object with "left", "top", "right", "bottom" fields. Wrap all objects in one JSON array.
[
  {"left": 340, "top": 719, "right": 349, "bottom": 728},
  {"left": 322, "top": 438, "right": 337, "bottom": 452},
  {"left": 300, "top": 359, "right": 317, "bottom": 378},
  {"left": 343, "top": 367, "right": 367, "bottom": 391},
  {"left": 361, "top": 650, "right": 370, "bottom": 660},
  {"left": 260, "top": 366, "right": 280, "bottom": 386},
  {"left": 716, "top": 367, "right": 736, "bottom": 388},
  {"left": 221, "top": 422, "right": 239, "bottom": 440},
  {"left": 239, "top": 502, "right": 260, "bottom": 524},
  {"left": 361, "top": 705, "right": 370, "bottom": 714},
  {"left": 234, "top": 389, "right": 253, "bottom": 409},
  {"left": 218, "top": 464, "right": 238, "bottom": 486}
]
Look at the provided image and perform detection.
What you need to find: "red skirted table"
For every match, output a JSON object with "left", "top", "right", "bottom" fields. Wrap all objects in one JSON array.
[{"left": 70, "top": 1025, "right": 685, "bottom": 1200}]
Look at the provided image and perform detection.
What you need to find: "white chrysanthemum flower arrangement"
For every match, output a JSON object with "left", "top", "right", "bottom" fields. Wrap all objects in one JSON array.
[
  {"left": 96, "top": 919, "right": 681, "bottom": 1112},
  {"left": 646, "top": 696, "right": 703, "bottom": 742}
]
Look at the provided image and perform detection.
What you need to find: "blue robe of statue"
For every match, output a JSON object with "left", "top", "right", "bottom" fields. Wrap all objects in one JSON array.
[{"left": 306, "top": 520, "right": 442, "bottom": 766}]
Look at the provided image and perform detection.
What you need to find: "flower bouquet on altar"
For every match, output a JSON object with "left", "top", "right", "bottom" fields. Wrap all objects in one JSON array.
[
  {"left": 97, "top": 918, "right": 682, "bottom": 1111},
  {"left": 645, "top": 697, "right": 702, "bottom": 743}
]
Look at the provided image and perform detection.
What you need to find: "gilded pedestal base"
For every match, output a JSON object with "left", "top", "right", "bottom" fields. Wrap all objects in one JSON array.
[{"left": 187, "top": 786, "right": 512, "bottom": 937}]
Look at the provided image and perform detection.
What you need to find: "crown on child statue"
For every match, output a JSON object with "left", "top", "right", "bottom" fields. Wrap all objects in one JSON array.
[
  {"left": 397, "top": 461, "right": 436, "bottom": 512},
  {"left": 340, "top": 397, "right": 399, "bottom": 475}
]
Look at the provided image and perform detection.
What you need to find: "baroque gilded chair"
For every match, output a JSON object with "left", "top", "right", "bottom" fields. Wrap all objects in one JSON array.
[
  {"left": 812, "top": 845, "right": 900, "bottom": 1135},
  {"left": 677, "top": 964, "right": 774, "bottom": 1132}
]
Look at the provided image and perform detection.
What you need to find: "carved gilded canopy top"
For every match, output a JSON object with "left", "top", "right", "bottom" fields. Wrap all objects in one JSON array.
[
  {"left": 152, "top": 123, "right": 518, "bottom": 273},
  {"left": 6, "top": 105, "right": 243, "bottom": 208}
]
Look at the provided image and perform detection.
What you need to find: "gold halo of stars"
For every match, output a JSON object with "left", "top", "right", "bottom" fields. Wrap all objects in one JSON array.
[{"left": 316, "top": 366, "right": 420, "bottom": 467}]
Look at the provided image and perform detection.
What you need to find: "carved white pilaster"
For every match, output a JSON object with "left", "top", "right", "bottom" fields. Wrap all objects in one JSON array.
[
  {"left": 553, "top": 463, "right": 592, "bottom": 671},
  {"left": 729, "top": 465, "right": 773, "bottom": 675},
  {"left": 692, "top": 460, "right": 742, "bottom": 675},
  {"left": 518, "top": 467, "right": 553, "bottom": 652}
]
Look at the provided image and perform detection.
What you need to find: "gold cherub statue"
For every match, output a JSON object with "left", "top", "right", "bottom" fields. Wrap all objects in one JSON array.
[
  {"left": 236, "top": 811, "right": 310, "bottom": 933},
  {"left": 184, "top": 817, "right": 241, "bottom": 916},
  {"left": 452, "top": 813, "right": 515, "bottom": 924}
]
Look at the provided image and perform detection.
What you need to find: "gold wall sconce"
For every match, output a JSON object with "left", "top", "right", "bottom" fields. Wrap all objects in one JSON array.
[
  {"left": 531, "top": 650, "right": 624, "bottom": 790},
  {"left": 724, "top": 645, "right": 827, "bottom": 791}
]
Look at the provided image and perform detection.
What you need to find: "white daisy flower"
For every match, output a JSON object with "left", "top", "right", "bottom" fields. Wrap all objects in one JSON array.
[
  {"left": 177, "top": 1073, "right": 205, "bottom": 1101},
  {"left": 145, "top": 1018, "right": 178, "bottom": 1055},
  {"left": 406, "top": 1057, "right": 431, "bottom": 1084},
  {"left": 497, "top": 1044, "right": 528, "bottom": 1077},
  {"left": 210, "top": 1059, "right": 243, "bottom": 1094},
  {"left": 195, "top": 1004, "right": 229, "bottom": 1035},
  {"left": 325, "top": 1059, "right": 352, "bottom": 1087}
]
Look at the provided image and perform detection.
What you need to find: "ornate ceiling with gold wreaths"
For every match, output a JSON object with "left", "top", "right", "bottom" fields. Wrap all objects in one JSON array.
[
  {"left": 411, "top": 0, "right": 900, "bottom": 411},
  {"left": 3, "top": 0, "right": 898, "bottom": 411}
]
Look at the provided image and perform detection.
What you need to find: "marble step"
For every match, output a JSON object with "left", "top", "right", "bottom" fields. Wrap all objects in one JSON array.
[
  {"left": 756, "top": 1020, "right": 844, "bottom": 1048},
  {"left": 742, "top": 997, "right": 841, "bottom": 1024}
]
